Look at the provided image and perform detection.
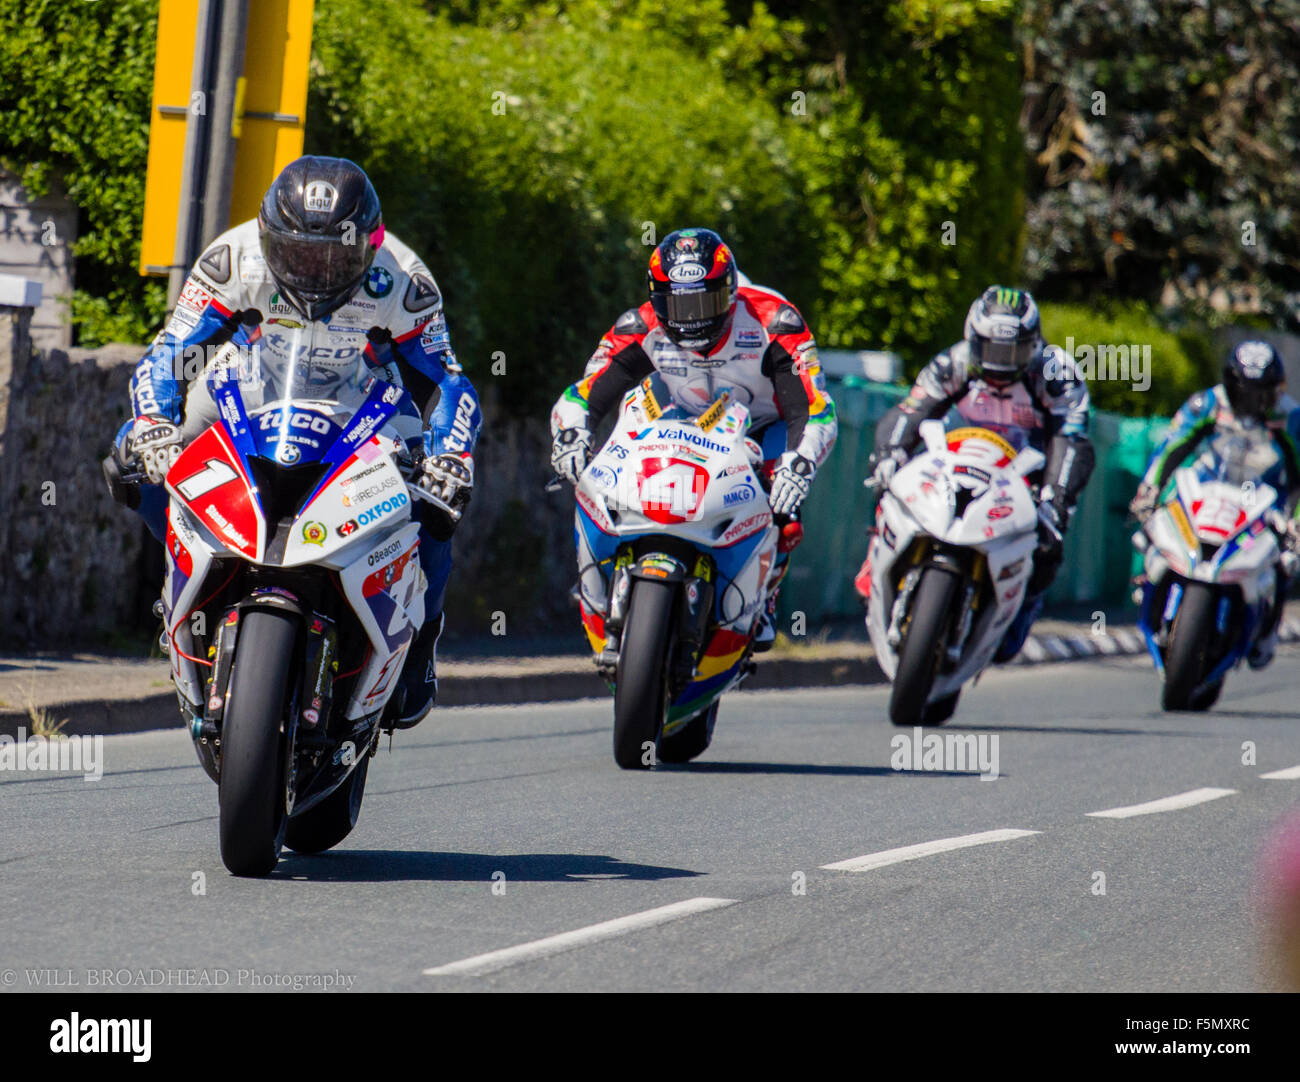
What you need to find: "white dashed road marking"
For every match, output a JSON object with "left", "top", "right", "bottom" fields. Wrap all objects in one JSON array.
[
  {"left": 1259, "top": 765, "right": 1300, "bottom": 780},
  {"left": 422, "top": 897, "right": 738, "bottom": 977},
  {"left": 1086, "top": 787, "right": 1237, "bottom": 819},
  {"left": 820, "top": 829, "right": 1040, "bottom": 873}
]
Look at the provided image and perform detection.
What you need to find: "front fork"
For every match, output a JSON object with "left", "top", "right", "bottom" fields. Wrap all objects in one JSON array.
[{"left": 595, "top": 549, "right": 715, "bottom": 695}]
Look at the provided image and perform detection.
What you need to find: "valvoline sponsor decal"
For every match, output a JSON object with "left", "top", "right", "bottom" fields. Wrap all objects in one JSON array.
[{"left": 654, "top": 427, "right": 729, "bottom": 455}]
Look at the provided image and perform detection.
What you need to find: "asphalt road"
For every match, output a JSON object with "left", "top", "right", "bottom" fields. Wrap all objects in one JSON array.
[{"left": 3, "top": 651, "right": 1300, "bottom": 992}]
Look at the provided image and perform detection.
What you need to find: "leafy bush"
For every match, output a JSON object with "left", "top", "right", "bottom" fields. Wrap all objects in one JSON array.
[
  {"left": 1038, "top": 300, "right": 1217, "bottom": 416},
  {"left": 0, "top": 0, "right": 167, "bottom": 345},
  {"left": 309, "top": 0, "right": 1026, "bottom": 408}
]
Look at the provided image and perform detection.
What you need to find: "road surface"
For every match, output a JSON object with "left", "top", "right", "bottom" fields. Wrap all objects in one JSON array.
[{"left": 2, "top": 651, "right": 1299, "bottom": 992}]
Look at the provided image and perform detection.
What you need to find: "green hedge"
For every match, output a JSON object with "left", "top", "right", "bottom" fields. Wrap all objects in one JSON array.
[
  {"left": 1037, "top": 301, "right": 1217, "bottom": 416},
  {"left": 309, "top": 0, "right": 1027, "bottom": 410},
  {"left": 0, "top": 0, "right": 167, "bottom": 345},
  {"left": 6, "top": 0, "right": 1026, "bottom": 406}
]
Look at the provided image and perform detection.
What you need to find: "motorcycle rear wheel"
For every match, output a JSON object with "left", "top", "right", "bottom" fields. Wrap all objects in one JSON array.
[
  {"left": 657, "top": 702, "right": 719, "bottom": 764},
  {"left": 890, "top": 566, "right": 960, "bottom": 727},
  {"left": 218, "top": 609, "right": 296, "bottom": 877},
  {"left": 285, "top": 756, "right": 370, "bottom": 855},
  {"left": 1162, "top": 582, "right": 1216, "bottom": 711},
  {"left": 613, "top": 578, "right": 676, "bottom": 769}
]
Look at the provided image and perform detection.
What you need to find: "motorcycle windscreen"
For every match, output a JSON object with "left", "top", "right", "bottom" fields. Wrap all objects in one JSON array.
[{"left": 1190, "top": 426, "right": 1280, "bottom": 487}]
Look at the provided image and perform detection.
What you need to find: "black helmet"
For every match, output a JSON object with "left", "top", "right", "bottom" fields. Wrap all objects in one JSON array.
[
  {"left": 648, "top": 228, "right": 738, "bottom": 352},
  {"left": 258, "top": 156, "right": 384, "bottom": 321},
  {"left": 965, "top": 285, "right": 1043, "bottom": 385},
  {"left": 1223, "top": 339, "right": 1285, "bottom": 421}
]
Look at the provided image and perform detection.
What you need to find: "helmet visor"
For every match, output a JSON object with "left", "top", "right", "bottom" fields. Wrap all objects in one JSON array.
[
  {"left": 1227, "top": 380, "right": 1281, "bottom": 419},
  {"left": 652, "top": 285, "right": 732, "bottom": 327},
  {"left": 260, "top": 230, "right": 371, "bottom": 298},
  {"left": 971, "top": 335, "right": 1037, "bottom": 376}
]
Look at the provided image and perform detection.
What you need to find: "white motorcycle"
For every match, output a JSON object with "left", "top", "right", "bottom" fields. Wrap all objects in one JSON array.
[
  {"left": 564, "top": 375, "right": 783, "bottom": 768},
  {"left": 864, "top": 421, "right": 1045, "bottom": 726},
  {"left": 1133, "top": 426, "right": 1292, "bottom": 711},
  {"left": 104, "top": 333, "right": 453, "bottom": 876}
]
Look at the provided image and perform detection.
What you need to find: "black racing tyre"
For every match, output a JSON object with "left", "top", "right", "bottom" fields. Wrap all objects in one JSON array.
[
  {"left": 613, "top": 578, "right": 676, "bottom": 769},
  {"left": 920, "top": 689, "right": 961, "bottom": 727},
  {"left": 1162, "top": 582, "right": 1216, "bottom": 711},
  {"left": 890, "top": 567, "right": 961, "bottom": 727},
  {"left": 285, "top": 756, "right": 370, "bottom": 855},
  {"left": 657, "top": 701, "right": 719, "bottom": 764},
  {"left": 218, "top": 609, "right": 297, "bottom": 876}
]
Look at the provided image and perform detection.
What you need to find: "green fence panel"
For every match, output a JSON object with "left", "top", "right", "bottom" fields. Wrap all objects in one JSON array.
[
  {"left": 780, "top": 377, "right": 1173, "bottom": 626},
  {"left": 779, "top": 378, "right": 904, "bottom": 624}
]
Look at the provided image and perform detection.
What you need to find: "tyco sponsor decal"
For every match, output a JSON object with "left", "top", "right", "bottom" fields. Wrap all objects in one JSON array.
[{"left": 443, "top": 393, "right": 478, "bottom": 452}]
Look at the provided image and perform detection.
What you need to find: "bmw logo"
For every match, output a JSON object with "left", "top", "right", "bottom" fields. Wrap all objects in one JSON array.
[{"left": 276, "top": 443, "right": 301, "bottom": 464}]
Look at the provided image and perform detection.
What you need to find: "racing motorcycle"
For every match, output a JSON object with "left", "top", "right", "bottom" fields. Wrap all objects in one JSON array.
[
  {"left": 103, "top": 333, "right": 451, "bottom": 876},
  {"left": 864, "top": 421, "right": 1044, "bottom": 726},
  {"left": 561, "top": 376, "right": 785, "bottom": 769},
  {"left": 1132, "top": 426, "right": 1293, "bottom": 711}
]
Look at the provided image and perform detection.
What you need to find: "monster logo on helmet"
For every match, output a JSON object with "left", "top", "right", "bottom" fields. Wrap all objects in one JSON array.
[
  {"left": 648, "top": 228, "right": 739, "bottom": 353},
  {"left": 965, "top": 284, "right": 1042, "bottom": 385}
]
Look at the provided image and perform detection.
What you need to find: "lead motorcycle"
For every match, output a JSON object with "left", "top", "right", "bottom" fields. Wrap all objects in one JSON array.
[
  {"left": 864, "top": 421, "right": 1045, "bottom": 726},
  {"left": 104, "top": 332, "right": 451, "bottom": 876},
  {"left": 561, "top": 376, "right": 784, "bottom": 769},
  {"left": 1133, "top": 425, "right": 1293, "bottom": 711}
]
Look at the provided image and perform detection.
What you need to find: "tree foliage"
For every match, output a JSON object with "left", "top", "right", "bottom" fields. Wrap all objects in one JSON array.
[
  {"left": 1021, "top": 0, "right": 1300, "bottom": 330},
  {"left": 0, "top": 0, "right": 168, "bottom": 344}
]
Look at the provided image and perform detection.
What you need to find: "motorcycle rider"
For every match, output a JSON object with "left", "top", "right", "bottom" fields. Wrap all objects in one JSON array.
[
  {"left": 864, "top": 285, "right": 1094, "bottom": 661},
  {"left": 549, "top": 227, "right": 837, "bottom": 647},
  {"left": 1130, "top": 339, "right": 1300, "bottom": 669},
  {"left": 113, "top": 155, "right": 481, "bottom": 728}
]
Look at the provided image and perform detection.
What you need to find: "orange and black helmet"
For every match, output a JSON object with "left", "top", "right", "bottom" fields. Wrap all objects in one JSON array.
[{"left": 648, "top": 228, "right": 738, "bottom": 352}]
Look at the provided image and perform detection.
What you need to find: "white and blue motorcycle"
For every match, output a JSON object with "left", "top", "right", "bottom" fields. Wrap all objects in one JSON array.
[{"left": 1134, "top": 426, "right": 1295, "bottom": 711}]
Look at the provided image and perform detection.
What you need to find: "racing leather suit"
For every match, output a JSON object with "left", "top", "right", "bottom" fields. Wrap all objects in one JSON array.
[
  {"left": 550, "top": 283, "right": 838, "bottom": 626},
  {"left": 871, "top": 339, "right": 1095, "bottom": 659},
  {"left": 117, "top": 219, "right": 481, "bottom": 685}
]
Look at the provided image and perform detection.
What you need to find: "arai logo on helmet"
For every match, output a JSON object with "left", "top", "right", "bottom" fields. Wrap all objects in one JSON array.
[
  {"left": 303, "top": 180, "right": 339, "bottom": 212},
  {"left": 668, "top": 262, "right": 707, "bottom": 284}
]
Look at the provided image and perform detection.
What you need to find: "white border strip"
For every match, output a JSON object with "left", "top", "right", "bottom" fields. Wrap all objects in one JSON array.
[
  {"left": 820, "top": 828, "right": 1040, "bottom": 873},
  {"left": 422, "top": 897, "right": 737, "bottom": 977},
  {"left": 1086, "top": 787, "right": 1236, "bottom": 819}
]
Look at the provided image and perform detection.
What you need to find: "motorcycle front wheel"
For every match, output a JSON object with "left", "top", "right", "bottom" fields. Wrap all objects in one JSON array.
[
  {"left": 1162, "top": 582, "right": 1216, "bottom": 711},
  {"left": 889, "top": 566, "right": 960, "bottom": 727},
  {"left": 218, "top": 609, "right": 296, "bottom": 876},
  {"left": 613, "top": 577, "right": 676, "bottom": 769}
]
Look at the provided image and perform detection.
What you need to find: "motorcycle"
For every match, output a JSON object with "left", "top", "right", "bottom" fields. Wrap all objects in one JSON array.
[
  {"left": 103, "top": 332, "right": 452, "bottom": 876},
  {"left": 1132, "top": 425, "right": 1292, "bottom": 711},
  {"left": 563, "top": 375, "right": 785, "bottom": 769},
  {"left": 864, "top": 420, "right": 1045, "bottom": 726}
]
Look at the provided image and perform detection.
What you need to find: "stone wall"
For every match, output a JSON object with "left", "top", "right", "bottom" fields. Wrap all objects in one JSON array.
[
  {"left": 0, "top": 309, "right": 577, "bottom": 649},
  {"left": 0, "top": 309, "right": 154, "bottom": 648}
]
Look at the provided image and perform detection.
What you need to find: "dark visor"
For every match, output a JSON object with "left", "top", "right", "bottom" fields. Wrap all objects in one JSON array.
[
  {"left": 972, "top": 336, "right": 1036, "bottom": 374},
  {"left": 261, "top": 231, "right": 370, "bottom": 295},
  {"left": 654, "top": 287, "right": 731, "bottom": 325}
]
